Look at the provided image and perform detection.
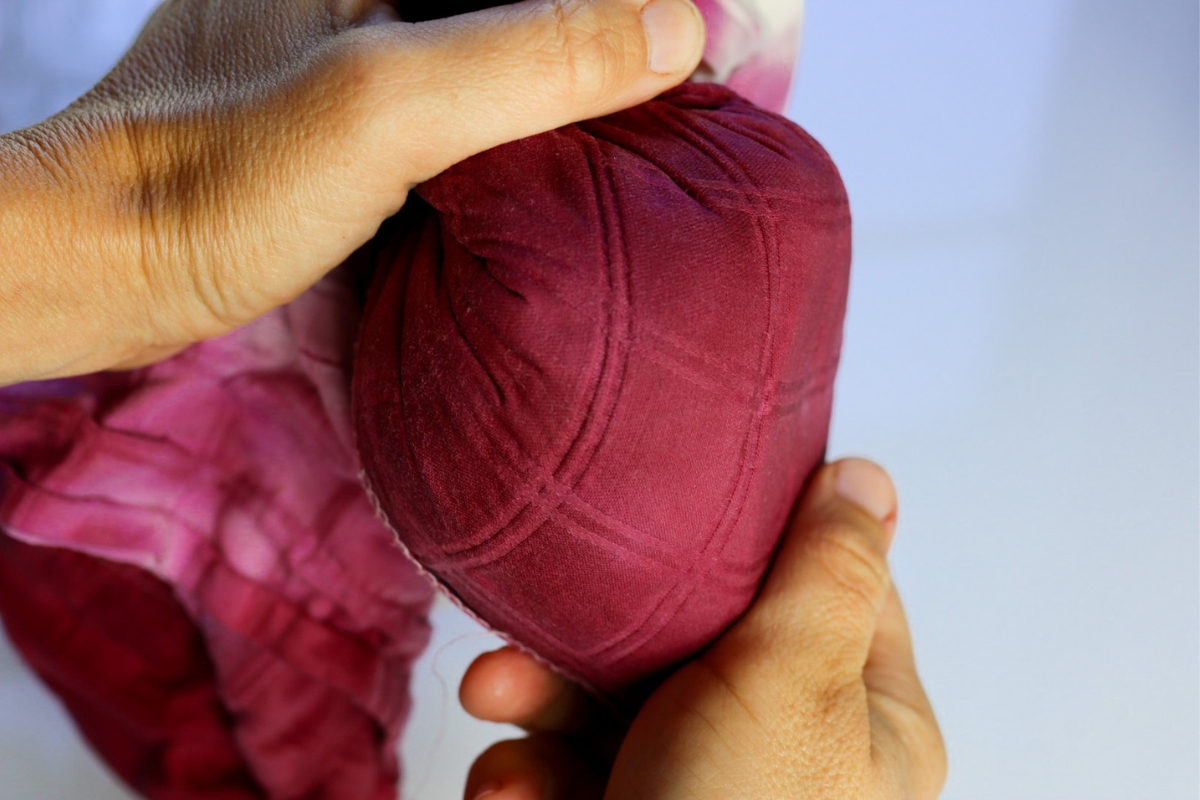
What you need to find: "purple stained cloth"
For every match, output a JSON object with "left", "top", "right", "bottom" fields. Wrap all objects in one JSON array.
[{"left": 0, "top": 2, "right": 823, "bottom": 797}]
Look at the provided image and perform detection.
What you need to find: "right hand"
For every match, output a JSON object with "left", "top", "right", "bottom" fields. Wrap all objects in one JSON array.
[{"left": 460, "top": 458, "right": 947, "bottom": 799}]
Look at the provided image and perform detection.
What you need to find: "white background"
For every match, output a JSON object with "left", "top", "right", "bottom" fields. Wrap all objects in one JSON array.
[{"left": 0, "top": 1, "right": 1195, "bottom": 798}]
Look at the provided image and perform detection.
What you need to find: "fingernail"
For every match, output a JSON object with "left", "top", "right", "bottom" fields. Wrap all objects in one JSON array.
[
  {"left": 642, "top": 0, "right": 705, "bottom": 74},
  {"left": 834, "top": 459, "right": 895, "bottom": 523},
  {"left": 473, "top": 780, "right": 502, "bottom": 799}
]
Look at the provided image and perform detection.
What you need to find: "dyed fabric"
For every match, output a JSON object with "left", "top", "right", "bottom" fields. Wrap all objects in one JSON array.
[
  {"left": 0, "top": 271, "right": 436, "bottom": 799},
  {"left": 355, "top": 81, "right": 849, "bottom": 703},
  {"left": 0, "top": 1, "right": 835, "bottom": 796},
  {"left": 0, "top": 536, "right": 263, "bottom": 799},
  {"left": 691, "top": 0, "right": 806, "bottom": 112}
]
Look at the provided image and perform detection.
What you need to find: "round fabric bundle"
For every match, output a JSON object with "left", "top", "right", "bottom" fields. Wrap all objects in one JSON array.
[{"left": 354, "top": 81, "right": 851, "bottom": 704}]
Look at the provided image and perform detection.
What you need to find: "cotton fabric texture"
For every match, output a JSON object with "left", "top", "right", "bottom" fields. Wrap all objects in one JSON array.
[
  {"left": 355, "top": 82, "right": 850, "bottom": 703},
  {"left": 0, "top": 1, "right": 848, "bottom": 796}
]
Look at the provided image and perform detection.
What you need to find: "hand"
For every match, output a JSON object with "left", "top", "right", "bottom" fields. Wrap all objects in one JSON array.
[
  {"left": 458, "top": 458, "right": 947, "bottom": 799},
  {"left": 0, "top": 0, "right": 704, "bottom": 384}
]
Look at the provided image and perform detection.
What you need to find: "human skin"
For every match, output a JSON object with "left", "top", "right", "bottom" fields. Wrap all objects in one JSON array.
[
  {"left": 0, "top": 0, "right": 705, "bottom": 386},
  {"left": 460, "top": 458, "right": 947, "bottom": 799},
  {"left": 0, "top": 3, "right": 946, "bottom": 796}
]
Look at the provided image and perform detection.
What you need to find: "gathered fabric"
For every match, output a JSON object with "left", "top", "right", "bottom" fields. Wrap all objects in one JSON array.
[
  {"left": 356, "top": 82, "right": 850, "bottom": 705},
  {"left": 0, "top": 273, "right": 435, "bottom": 799},
  {"left": 0, "top": 2, "right": 842, "bottom": 797}
]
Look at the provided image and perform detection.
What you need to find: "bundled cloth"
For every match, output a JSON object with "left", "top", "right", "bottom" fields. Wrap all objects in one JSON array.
[{"left": 0, "top": 1, "right": 849, "bottom": 797}]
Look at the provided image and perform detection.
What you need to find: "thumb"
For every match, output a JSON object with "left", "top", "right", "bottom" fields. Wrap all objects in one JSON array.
[
  {"left": 715, "top": 459, "right": 899, "bottom": 689},
  {"left": 346, "top": 0, "right": 706, "bottom": 182}
]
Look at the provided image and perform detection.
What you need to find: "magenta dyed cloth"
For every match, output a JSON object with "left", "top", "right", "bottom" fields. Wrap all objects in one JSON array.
[
  {"left": 0, "top": 273, "right": 435, "bottom": 799},
  {"left": 0, "top": 2, "right": 837, "bottom": 797},
  {"left": 355, "top": 82, "right": 849, "bottom": 704}
]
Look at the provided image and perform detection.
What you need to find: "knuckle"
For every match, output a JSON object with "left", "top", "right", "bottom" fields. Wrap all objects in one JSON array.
[
  {"left": 811, "top": 521, "right": 891, "bottom": 610},
  {"left": 534, "top": 0, "right": 636, "bottom": 103},
  {"left": 329, "top": 34, "right": 391, "bottom": 104}
]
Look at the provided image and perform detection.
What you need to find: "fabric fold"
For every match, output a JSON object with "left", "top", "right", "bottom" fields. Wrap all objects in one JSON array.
[{"left": 0, "top": 268, "right": 435, "bottom": 800}]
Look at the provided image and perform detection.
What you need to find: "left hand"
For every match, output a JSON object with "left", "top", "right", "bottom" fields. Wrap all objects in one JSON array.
[{"left": 0, "top": 0, "right": 705, "bottom": 384}]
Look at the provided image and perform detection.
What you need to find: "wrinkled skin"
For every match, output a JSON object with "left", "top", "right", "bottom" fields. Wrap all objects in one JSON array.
[{"left": 0, "top": 0, "right": 704, "bottom": 384}]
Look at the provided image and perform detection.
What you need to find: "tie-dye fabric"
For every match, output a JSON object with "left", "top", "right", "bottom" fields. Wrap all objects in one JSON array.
[
  {"left": 0, "top": 267, "right": 435, "bottom": 799},
  {"left": 692, "top": 0, "right": 806, "bottom": 112}
]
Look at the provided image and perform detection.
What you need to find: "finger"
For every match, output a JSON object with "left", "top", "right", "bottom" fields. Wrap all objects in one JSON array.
[
  {"left": 865, "top": 584, "right": 948, "bottom": 800},
  {"left": 357, "top": 2, "right": 402, "bottom": 25},
  {"left": 342, "top": 0, "right": 706, "bottom": 182},
  {"left": 464, "top": 736, "right": 606, "bottom": 800},
  {"left": 106, "top": 343, "right": 189, "bottom": 371},
  {"left": 460, "top": 646, "right": 609, "bottom": 734},
  {"left": 715, "top": 459, "right": 899, "bottom": 688},
  {"left": 863, "top": 583, "right": 922, "bottom": 709}
]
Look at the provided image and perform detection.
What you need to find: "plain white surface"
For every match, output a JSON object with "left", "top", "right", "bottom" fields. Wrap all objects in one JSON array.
[{"left": 0, "top": 1, "right": 1195, "bottom": 798}]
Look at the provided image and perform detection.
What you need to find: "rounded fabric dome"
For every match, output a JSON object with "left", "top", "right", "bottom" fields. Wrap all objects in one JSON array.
[{"left": 353, "top": 82, "right": 851, "bottom": 704}]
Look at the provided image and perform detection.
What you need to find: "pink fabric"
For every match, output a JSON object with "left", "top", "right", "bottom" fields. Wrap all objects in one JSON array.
[
  {"left": 354, "top": 81, "right": 850, "bottom": 704},
  {"left": 693, "top": 0, "right": 805, "bottom": 112},
  {"left": 0, "top": 269, "right": 435, "bottom": 799}
]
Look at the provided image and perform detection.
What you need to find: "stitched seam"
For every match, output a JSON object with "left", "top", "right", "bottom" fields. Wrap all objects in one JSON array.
[{"left": 591, "top": 103, "right": 783, "bottom": 662}]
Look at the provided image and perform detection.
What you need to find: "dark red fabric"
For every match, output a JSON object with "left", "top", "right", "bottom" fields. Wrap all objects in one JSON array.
[
  {"left": 0, "top": 533, "right": 263, "bottom": 799},
  {"left": 354, "top": 82, "right": 851, "bottom": 704}
]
